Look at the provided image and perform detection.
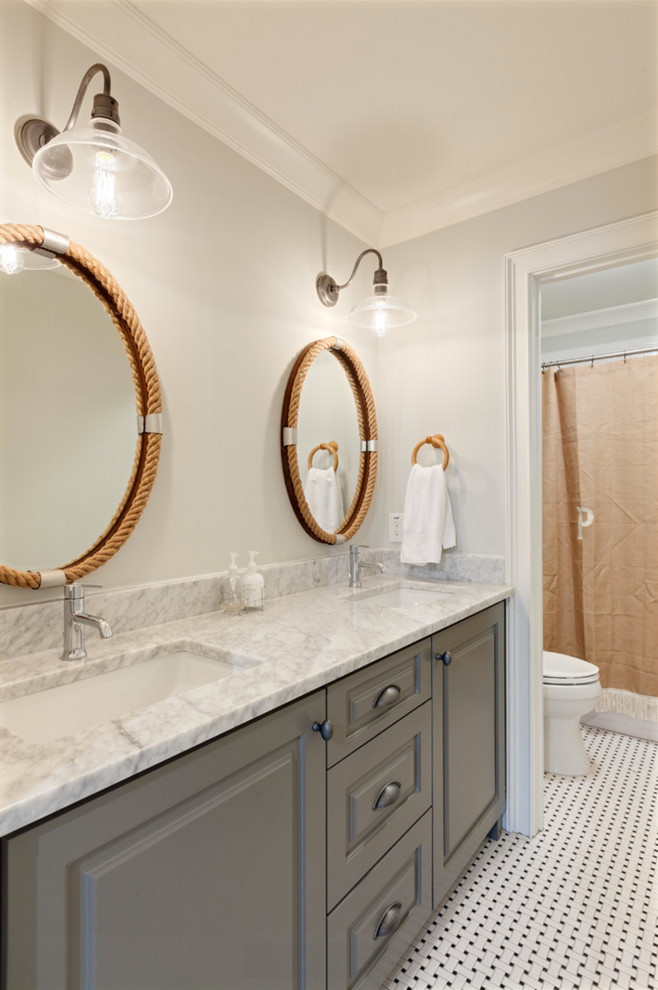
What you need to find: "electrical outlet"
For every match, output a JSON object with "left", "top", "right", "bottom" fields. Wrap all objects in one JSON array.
[{"left": 389, "top": 513, "right": 403, "bottom": 542}]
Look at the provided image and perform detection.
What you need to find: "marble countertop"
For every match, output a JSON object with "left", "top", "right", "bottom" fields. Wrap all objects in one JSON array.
[{"left": 0, "top": 575, "right": 511, "bottom": 836}]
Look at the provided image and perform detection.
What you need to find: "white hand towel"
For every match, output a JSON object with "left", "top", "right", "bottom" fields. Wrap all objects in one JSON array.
[
  {"left": 400, "top": 463, "right": 456, "bottom": 565},
  {"left": 304, "top": 467, "right": 344, "bottom": 533}
]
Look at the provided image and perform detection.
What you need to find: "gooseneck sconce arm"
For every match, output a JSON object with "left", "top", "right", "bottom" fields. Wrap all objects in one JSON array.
[
  {"left": 15, "top": 63, "right": 172, "bottom": 220},
  {"left": 316, "top": 248, "right": 416, "bottom": 336}
]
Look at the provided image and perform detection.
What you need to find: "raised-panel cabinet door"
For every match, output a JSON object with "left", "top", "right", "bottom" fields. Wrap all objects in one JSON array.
[
  {"left": 3, "top": 691, "right": 327, "bottom": 990},
  {"left": 432, "top": 603, "right": 506, "bottom": 908}
]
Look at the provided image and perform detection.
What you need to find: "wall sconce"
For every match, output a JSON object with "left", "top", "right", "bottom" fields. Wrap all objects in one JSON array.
[
  {"left": 15, "top": 63, "right": 172, "bottom": 220},
  {"left": 316, "top": 248, "right": 416, "bottom": 336}
]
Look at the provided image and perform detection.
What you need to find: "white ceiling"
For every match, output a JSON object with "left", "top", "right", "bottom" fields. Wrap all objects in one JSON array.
[{"left": 29, "top": 0, "right": 658, "bottom": 246}]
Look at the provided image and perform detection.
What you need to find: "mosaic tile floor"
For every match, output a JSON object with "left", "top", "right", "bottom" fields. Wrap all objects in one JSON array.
[{"left": 384, "top": 727, "right": 657, "bottom": 990}]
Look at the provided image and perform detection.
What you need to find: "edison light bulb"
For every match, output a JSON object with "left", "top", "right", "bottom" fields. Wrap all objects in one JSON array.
[
  {"left": 0, "top": 245, "right": 24, "bottom": 275},
  {"left": 90, "top": 149, "right": 120, "bottom": 218},
  {"left": 373, "top": 302, "right": 389, "bottom": 337}
]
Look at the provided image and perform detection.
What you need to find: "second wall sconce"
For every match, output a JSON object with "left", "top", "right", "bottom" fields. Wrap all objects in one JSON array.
[
  {"left": 15, "top": 63, "right": 173, "bottom": 220},
  {"left": 316, "top": 248, "right": 416, "bottom": 336}
]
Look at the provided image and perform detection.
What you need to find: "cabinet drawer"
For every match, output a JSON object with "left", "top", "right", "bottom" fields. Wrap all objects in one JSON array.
[
  {"left": 326, "top": 638, "right": 431, "bottom": 766},
  {"left": 327, "top": 702, "right": 431, "bottom": 908},
  {"left": 327, "top": 811, "right": 432, "bottom": 990}
]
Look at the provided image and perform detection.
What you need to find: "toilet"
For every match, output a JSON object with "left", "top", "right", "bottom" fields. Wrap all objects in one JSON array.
[{"left": 543, "top": 651, "right": 601, "bottom": 775}]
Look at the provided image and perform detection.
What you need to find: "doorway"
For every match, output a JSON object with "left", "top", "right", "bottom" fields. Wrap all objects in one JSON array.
[{"left": 504, "top": 211, "right": 658, "bottom": 837}]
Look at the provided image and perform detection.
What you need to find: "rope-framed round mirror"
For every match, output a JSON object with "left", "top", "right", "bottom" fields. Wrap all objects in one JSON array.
[
  {"left": 280, "top": 336, "right": 378, "bottom": 544},
  {"left": 0, "top": 222, "right": 162, "bottom": 589}
]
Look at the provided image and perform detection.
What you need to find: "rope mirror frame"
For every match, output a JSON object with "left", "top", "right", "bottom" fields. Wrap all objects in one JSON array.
[
  {"left": 281, "top": 336, "right": 378, "bottom": 544},
  {"left": 0, "top": 223, "right": 162, "bottom": 589}
]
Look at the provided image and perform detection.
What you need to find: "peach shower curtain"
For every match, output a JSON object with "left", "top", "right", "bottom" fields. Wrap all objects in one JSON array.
[{"left": 542, "top": 354, "right": 658, "bottom": 698}]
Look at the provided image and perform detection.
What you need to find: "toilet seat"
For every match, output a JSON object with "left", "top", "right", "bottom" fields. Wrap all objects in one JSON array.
[{"left": 543, "top": 651, "right": 600, "bottom": 686}]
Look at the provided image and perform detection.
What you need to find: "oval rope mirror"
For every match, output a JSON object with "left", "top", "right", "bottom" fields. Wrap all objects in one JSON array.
[
  {"left": 281, "top": 336, "right": 378, "bottom": 544},
  {"left": 0, "top": 223, "right": 162, "bottom": 589}
]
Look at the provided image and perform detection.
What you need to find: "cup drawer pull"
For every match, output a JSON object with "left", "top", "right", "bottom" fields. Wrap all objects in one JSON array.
[
  {"left": 373, "top": 780, "right": 402, "bottom": 810},
  {"left": 373, "top": 901, "right": 403, "bottom": 940},
  {"left": 372, "top": 684, "right": 401, "bottom": 709}
]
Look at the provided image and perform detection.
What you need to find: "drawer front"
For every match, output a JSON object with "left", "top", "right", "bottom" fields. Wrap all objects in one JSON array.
[
  {"left": 327, "top": 811, "right": 432, "bottom": 990},
  {"left": 326, "top": 638, "right": 431, "bottom": 766},
  {"left": 327, "top": 703, "right": 431, "bottom": 908}
]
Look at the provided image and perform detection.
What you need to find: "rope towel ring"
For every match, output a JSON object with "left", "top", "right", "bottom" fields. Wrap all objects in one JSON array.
[
  {"left": 307, "top": 441, "right": 339, "bottom": 471},
  {"left": 411, "top": 434, "right": 449, "bottom": 470}
]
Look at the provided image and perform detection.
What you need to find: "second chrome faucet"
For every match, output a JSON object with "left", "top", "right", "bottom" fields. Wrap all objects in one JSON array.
[{"left": 348, "top": 545, "right": 386, "bottom": 589}]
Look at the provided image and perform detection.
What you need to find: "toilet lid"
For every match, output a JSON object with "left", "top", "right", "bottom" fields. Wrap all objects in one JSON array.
[{"left": 543, "top": 651, "right": 600, "bottom": 685}]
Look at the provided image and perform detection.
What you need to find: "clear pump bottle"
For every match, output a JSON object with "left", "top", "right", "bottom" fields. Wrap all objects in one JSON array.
[
  {"left": 220, "top": 552, "right": 244, "bottom": 613},
  {"left": 243, "top": 550, "right": 264, "bottom": 610}
]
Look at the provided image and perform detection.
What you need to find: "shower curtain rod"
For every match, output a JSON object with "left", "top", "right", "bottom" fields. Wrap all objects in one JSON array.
[{"left": 541, "top": 344, "right": 658, "bottom": 370}]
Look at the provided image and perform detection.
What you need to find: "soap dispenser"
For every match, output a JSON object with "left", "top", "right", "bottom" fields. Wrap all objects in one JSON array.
[
  {"left": 243, "top": 550, "right": 264, "bottom": 610},
  {"left": 220, "top": 552, "right": 244, "bottom": 613}
]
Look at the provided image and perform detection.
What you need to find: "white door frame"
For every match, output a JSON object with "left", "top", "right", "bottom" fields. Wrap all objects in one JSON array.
[{"left": 504, "top": 211, "right": 658, "bottom": 837}]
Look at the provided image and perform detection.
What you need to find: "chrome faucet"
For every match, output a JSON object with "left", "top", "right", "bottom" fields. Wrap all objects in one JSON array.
[
  {"left": 348, "top": 545, "right": 386, "bottom": 589},
  {"left": 62, "top": 584, "right": 112, "bottom": 660}
]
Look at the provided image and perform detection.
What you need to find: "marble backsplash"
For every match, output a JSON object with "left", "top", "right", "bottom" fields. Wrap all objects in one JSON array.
[
  {"left": 380, "top": 549, "right": 506, "bottom": 583},
  {"left": 0, "top": 549, "right": 505, "bottom": 660}
]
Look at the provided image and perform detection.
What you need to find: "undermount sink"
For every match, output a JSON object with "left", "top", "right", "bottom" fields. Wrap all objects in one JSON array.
[
  {"left": 346, "top": 583, "right": 454, "bottom": 608},
  {"left": 0, "top": 649, "right": 244, "bottom": 744},
  {"left": 366, "top": 586, "right": 452, "bottom": 607}
]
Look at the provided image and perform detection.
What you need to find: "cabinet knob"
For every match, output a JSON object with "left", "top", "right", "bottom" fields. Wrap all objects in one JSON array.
[
  {"left": 311, "top": 719, "right": 333, "bottom": 742},
  {"left": 372, "top": 781, "right": 402, "bottom": 810},
  {"left": 372, "top": 684, "right": 401, "bottom": 708},
  {"left": 436, "top": 650, "right": 452, "bottom": 666},
  {"left": 373, "top": 901, "right": 403, "bottom": 940}
]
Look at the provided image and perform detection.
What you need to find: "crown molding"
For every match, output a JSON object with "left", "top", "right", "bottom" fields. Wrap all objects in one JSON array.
[
  {"left": 380, "top": 111, "right": 658, "bottom": 247},
  {"left": 25, "top": 0, "right": 384, "bottom": 246},
  {"left": 28, "top": 0, "right": 658, "bottom": 250},
  {"left": 541, "top": 298, "right": 658, "bottom": 338}
]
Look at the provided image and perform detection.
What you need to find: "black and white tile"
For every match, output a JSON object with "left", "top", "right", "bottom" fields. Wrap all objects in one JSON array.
[{"left": 384, "top": 727, "right": 657, "bottom": 990}]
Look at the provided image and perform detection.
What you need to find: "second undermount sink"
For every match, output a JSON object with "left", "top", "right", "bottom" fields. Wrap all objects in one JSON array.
[
  {"left": 365, "top": 586, "right": 453, "bottom": 607},
  {"left": 345, "top": 582, "right": 455, "bottom": 608},
  {"left": 0, "top": 649, "right": 247, "bottom": 744}
]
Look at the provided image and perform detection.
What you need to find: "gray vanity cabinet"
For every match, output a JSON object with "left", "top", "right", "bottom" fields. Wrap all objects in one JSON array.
[
  {"left": 2, "top": 601, "right": 507, "bottom": 990},
  {"left": 2, "top": 691, "right": 327, "bottom": 990},
  {"left": 432, "top": 602, "right": 506, "bottom": 909}
]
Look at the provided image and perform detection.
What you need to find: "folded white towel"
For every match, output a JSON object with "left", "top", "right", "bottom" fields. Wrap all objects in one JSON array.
[
  {"left": 400, "top": 463, "right": 456, "bottom": 565},
  {"left": 304, "top": 467, "right": 344, "bottom": 533}
]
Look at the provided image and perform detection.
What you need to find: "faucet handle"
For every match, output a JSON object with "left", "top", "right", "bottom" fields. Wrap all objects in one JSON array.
[{"left": 63, "top": 583, "right": 103, "bottom": 607}]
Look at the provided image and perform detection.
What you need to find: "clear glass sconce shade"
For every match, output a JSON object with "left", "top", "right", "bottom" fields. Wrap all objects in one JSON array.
[
  {"left": 32, "top": 120, "right": 173, "bottom": 220},
  {"left": 347, "top": 293, "right": 417, "bottom": 336}
]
